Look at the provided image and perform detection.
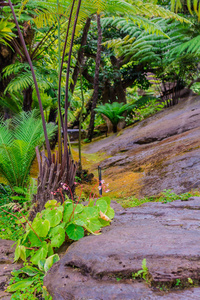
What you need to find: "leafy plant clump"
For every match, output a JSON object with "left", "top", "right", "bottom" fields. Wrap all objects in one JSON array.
[
  {"left": 7, "top": 263, "right": 53, "bottom": 300},
  {"left": 95, "top": 102, "right": 135, "bottom": 133},
  {"left": 0, "top": 180, "right": 37, "bottom": 240},
  {"left": 132, "top": 258, "right": 149, "bottom": 283},
  {"left": 14, "top": 196, "right": 114, "bottom": 267},
  {"left": 0, "top": 110, "right": 56, "bottom": 188}
]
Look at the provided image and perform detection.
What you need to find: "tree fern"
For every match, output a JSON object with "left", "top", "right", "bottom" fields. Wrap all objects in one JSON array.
[
  {"left": 3, "top": 64, "right": 53, "bottom": 94},
  {"left": 103, "top": 18, "right": 189, "bottom": 63},
  {"left": 170, "top": 34, "right": 200, "bottom": 55},
  {"left": 95, "top": 102, "right": 134, "bottom": 132}
]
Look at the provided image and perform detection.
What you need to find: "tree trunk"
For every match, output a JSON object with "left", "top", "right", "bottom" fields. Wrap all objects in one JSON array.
[
  {"left": 114, "top": 80, "right": 126, "bottom": 103},
  {"left": 29, "top": 148, "right": 77, "bottom": 220},
  {"left": 23, "top": 86, "right": 33, "bottom": 111},
  {"left": 0, "top": 44, "right": 16, "bottom": 97},
  {"left": 87, "top": 14, "right": 102, "bottom": 141},
  {"left": 70, "top": 18, "right": 91, "bottom": 94},
  {"left": 48, "top": 106, "right": 57, "bottom": 123},
  {"left": 113, "top": 124, "right": 118, "bottom": 133}
]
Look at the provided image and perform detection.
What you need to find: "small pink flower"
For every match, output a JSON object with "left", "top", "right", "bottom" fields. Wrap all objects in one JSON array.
[
  {"left": 2, "top": 229, "right": 5, "bottom": 231},
  {"left": 61, "top": 182, "right": 64, "bottom": 186},
  {"left": 63, "top": 186, "right": 68, "bottom": 190},
  {"left": 13, "top": 205, "right": 18, "bottom": 211},
  {"left": 74, "top": 182, "right": 77, "bottom": 185},
  {"left": 106, "top": 189, "right": 110, "bottom": 193},
  {"left": 101, "top": 180, "right": 105, "bottom": 184},
  {"left": 98, "top": 186, "right": 102, "bottom": 190},
  {"left": 51, "top": 192, "right": 54, "bottom": 195}
]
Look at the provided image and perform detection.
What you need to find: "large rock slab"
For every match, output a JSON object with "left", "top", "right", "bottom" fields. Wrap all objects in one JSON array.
[
  {"left": 44, "top": 198, "right": 200, "bottom": 299},
  {"left": 83, "top": 95, "right": 200, "bottom": 197},
  {"left": 0, "top": 240, "right": 22, "bottom": 300}
]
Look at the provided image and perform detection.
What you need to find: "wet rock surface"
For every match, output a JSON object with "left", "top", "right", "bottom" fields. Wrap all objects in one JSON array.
[
  {"left": 83, "top": 95, "right": 200, "bottom": 197},
  {"left": 0, "top": 240, "right": 22, "bottom": 300},
  {"left": 45, "top": 198, "right": 200, "bottom": 299}
]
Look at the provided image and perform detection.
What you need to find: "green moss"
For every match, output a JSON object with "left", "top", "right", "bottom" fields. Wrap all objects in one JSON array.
[{"left": 117, "top": 189, "right": 200, "bottom": 208}]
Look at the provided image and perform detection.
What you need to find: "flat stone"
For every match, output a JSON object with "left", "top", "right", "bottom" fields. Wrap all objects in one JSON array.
[
  {"left": 83, "top": 96, "right": 200, "bottom": 197},
  {"left": 44, "top": 198, "right": 200, "bottom": 299}
]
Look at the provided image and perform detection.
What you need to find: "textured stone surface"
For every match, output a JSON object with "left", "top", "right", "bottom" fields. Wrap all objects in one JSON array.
[
  {"left": 44, "top": 198, "right": 200, "bottom": 299},
  {"left": 83, "top": 95, "right": 200, "bottom": 197},
  {"left": 0, "top": 240, "right": 22, "bottom": 300}
]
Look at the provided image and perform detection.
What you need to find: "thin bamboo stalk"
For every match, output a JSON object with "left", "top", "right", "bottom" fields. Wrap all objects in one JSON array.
[
  {"left": 58, "top": 0, "right": 76, "bottom": 132},
  {"left": 63, "top": 0, "right": 82, "bottom": 167}
]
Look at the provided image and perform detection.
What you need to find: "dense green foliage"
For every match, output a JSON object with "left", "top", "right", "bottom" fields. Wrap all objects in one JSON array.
[
  {"left": 14, "top": 196, "right": 114, "bottom": 266},
  {"left": 95, "top": 102, "right": 135, "bottom": 132},
  {"left": 7, "top": 264, "right": 52, "bottom": 299},
  {"left": 0, "top": 110, "right": 56, "bottom": 187},
  {"left": 1, "top": 0, "right": 200, "bottom": 298}
]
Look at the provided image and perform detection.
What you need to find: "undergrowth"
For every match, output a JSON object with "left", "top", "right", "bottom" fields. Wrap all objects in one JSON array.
[
  {"left": 8, "top": 263, "right": 52, "bottom": 300},
  {"left": 118, "top": 189, "right": 200, "bottom": 208}
]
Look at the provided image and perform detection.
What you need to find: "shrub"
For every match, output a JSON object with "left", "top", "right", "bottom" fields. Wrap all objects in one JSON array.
[{"left": 0, "top": 110, "right": 56, "bottom": 188}]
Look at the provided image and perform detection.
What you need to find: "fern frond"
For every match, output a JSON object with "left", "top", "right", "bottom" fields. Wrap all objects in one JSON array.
[
  {"left": 0, "top": 93, "right": 23, "bottom": 114},
  {"left": 170, "top": 35, "right": 200, "bottom": 56}
]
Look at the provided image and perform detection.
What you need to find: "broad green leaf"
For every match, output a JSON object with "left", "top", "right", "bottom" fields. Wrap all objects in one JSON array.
[
  {"left": 20, "top": 266, "right": 42, "bottom": 276},
  {"left": 47, "top": 243, "right": 54, "bottom": 257},
  {"left": 59, "top": 222, "right": 66, "bottom": 229},
  {"left": 106, "top": 207, "right": 115, "bottom": 219},
  {"left": 49, "top": 225, "right": 65, "bottom": 248},
  {"left": 45, "top": 208, "right": 63, "bottom": 227},
  {"left": 63, "top": 203, "right": 73, "bottom": 222},
  {"left": 99, "top": 218, "right": 110, "bottom": 227},
  {"left": 27, "top": 230, "right": 43, "bottom": 247},
  {"left": 100, "top": 196, "right": 111, "bottom": 205},
  {"left": 95, "top": 200, "right": 107, "bottom": 213},
  {"left": 30, "top": 242, "right": 48, "bottom": 266},
  {"left": 11, "top": 269, "right": 23, "bottom": 277},
  {"left": 38, "top": 259, "right": 46, "bottom": 272},
  {"left": 45, "top": 200, "right": 58, "bottom": 208},
  {"left": 63, "top": 203, "right": 83, "bottom": 222},
  {"left": 66, "top": 224, "right": 84, "bottom": 240},
  {"left": 83, "top": 207, "right": 98, "bottom": 218},
  {"left": 73, "top": 204, "right": 84, "bottom": 215},
  {"left": 88, "top": 200, "right": 95, "bottom": 207},
  {"left": 57, "top": 205, "right": 64, "bottom": 213},
  {"left": 73, "top": 219, "right": 86, "bottom": 227},
  {"left": 20, "top": 245, "right": 26, "bottom": 261},
  {"left": 14, "top": 241, "right": 21, "bottom": 262},
  {"left": 32, "top": 218, "right": 50, "bottom": 237},
  {"left": 84, "top": 217, "right": 102, "bottom": 233},
  {"left": 44, "top": 254, "right": 60, "bottom": 273},
  {"left": 6, "top": 278, "right": 34, "bottom": 292},
  {"left": 14, "top": 242, "right": 26, "bottom": 262}
]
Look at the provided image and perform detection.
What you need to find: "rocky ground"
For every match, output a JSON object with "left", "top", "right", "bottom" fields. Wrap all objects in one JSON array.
[
  {"left": 45, "top": 198, "right": 200, "bottom": 300},
  {"left": 0, "top": 240, "right": 21, "bottom": 300},
  {"left": 83, "top": 94, "right": 200, "bottom": 198}
]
